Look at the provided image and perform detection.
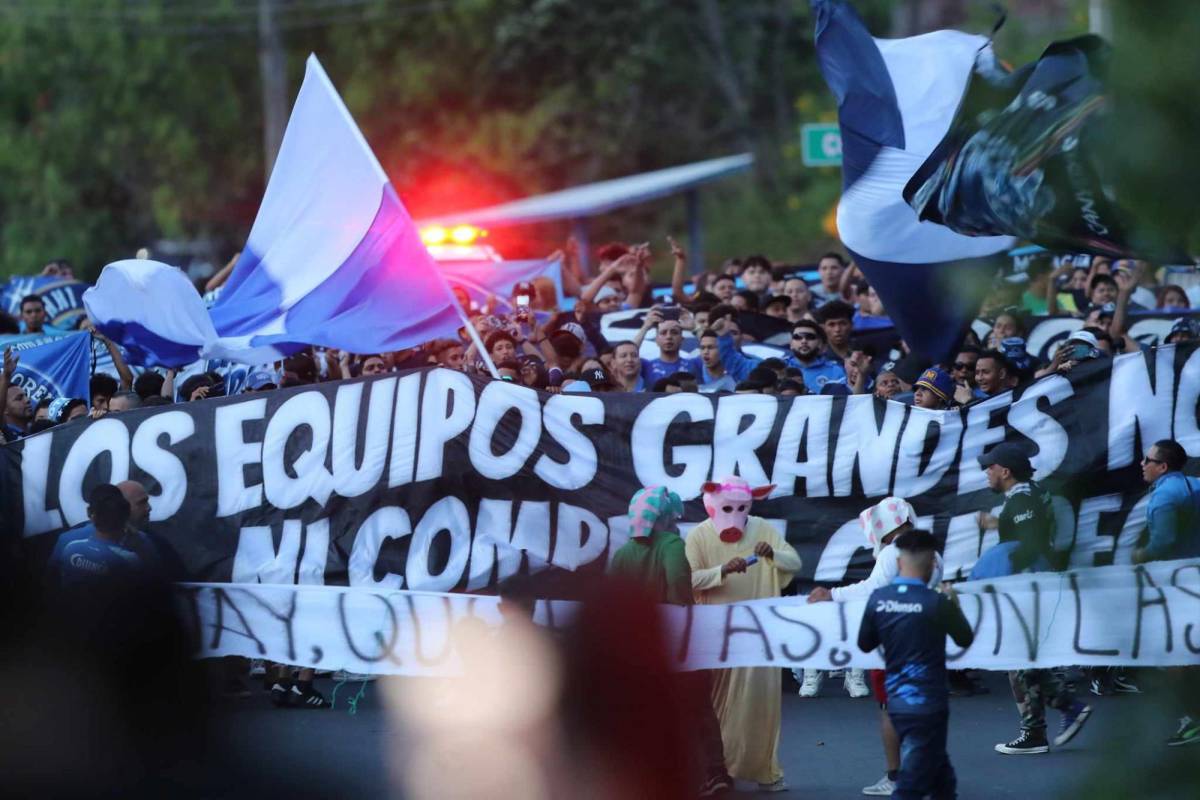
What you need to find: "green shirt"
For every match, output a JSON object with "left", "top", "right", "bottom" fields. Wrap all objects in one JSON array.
[{"left": 608, "top": 530, "right": 693, "bottom": 605}]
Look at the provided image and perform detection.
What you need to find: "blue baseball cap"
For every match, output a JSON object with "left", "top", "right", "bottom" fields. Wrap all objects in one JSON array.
[{"left": 914, "top": 366, "right": 954, "bottom": 404}]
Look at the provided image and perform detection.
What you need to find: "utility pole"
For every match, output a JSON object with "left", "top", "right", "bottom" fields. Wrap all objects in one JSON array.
[
  {"left": 258, "top": 0, "right": 288, "bottom": 178},
  {"left": 1088, "top": 0, "right": 1111, "bottom": 38}
]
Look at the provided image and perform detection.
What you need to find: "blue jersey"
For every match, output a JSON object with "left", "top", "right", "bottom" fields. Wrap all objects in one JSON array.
[
  {"left": 857, "top": 577, "right": 974, "bottom": 715},
  {"left": 55, "top": 534, "right": 143, "bottom": 588},
  {"left": 640, "top": 355, "right": 701, "bottom": 388}
]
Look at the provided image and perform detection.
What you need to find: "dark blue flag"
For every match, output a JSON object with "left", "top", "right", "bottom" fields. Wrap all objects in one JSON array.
[{"left": 904, "top": 36, "right": 1186, "bottom": 262}]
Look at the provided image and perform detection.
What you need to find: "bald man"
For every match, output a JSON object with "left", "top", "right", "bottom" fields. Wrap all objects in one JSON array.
[{"left": 115, "top": 480, "right": 184, "bottom": 580}]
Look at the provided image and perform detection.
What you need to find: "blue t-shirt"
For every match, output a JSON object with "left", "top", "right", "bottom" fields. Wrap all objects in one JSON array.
[
  {"left": 640, "top": 355, "right": 701, "bottom": 389},
  {"left": 857, "top": 577, "right": 974, "bottom": 715},
  {"left": 55, "top": 534, "right": 143, "bottom": 588}
]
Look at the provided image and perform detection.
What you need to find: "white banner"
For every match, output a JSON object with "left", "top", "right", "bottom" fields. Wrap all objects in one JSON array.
[{"left": 180, "top": 559, "right": 1200, "bottom": 675}]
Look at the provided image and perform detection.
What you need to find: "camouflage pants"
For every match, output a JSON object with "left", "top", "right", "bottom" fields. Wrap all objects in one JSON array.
[{"left": 1007, "top": 670, "right": 1073, "bottom": 731}]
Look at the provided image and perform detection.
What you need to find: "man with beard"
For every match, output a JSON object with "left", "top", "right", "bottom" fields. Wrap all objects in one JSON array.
[{"left": 710, "top": 316, "right": 846, "bottom": 391}]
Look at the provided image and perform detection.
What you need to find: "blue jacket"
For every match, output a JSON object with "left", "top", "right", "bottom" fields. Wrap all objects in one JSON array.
[
  {"left": 1144, "top": 472, "right": 1200, "bottom": 561},
  {"left": 715, "top": 334, "right": 847, "bottom": 390}
]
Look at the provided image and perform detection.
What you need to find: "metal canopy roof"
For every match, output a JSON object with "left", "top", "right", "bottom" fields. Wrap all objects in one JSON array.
[{"left": 418, "top": 153, "right": 753, "bottom": 228}]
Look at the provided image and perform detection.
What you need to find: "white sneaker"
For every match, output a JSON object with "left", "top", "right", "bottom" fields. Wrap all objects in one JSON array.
[
  {"left": 248, "top": 659, "right": 266, "bottom": 678},
  {"left": 799, "top": 669, "right": 824, "bottom": 697},
  {"left": 758, "top": 778, "right": 789, "bottom": 793},
  {"left": 861, "top": 774, "right": 895, "bottom": 796},
  {"left": 845, "top": 668, "right": 870, "bottom": 698}
]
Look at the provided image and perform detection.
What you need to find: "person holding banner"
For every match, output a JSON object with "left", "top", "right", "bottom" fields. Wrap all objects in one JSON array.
[
  {"left": 1133, "top": 438, "right": 1200, "bottom": 747},
  {"left": 1, "top": 347, "right": 29, "bottom": 442},
  {"left": 609, "top": 486, "right": 732, "bottom": 797},
  {"left": 685, "top": 477, "right": 801, "bottom": 793},
  {"left": 975, "top": 443, "right": 1093, "bottom": 754},
  {"left": 805, "top": 497, "right": 941, "bottom": 796}
]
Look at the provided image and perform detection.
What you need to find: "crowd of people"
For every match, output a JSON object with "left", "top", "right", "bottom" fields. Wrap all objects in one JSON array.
[
  {"left": 4, "top": 242, "right": 1200, "bottom": 797},
  {"left": 4, "top": 244, "right": 1200, "bottom": 447}
]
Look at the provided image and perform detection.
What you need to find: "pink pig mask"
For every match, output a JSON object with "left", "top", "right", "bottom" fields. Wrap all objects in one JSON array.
[{"left": 702, "top": 476, "right": 775, "bottom": 543}]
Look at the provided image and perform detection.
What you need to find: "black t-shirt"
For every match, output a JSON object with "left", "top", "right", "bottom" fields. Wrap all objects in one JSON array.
[{"left": 998, "top": 482, "right": 1056, "bottom": 571}]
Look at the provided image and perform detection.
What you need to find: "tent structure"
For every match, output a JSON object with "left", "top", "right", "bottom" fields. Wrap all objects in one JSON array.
[{"left": 417, "top": 153, "right": 754, "bottom": 274}]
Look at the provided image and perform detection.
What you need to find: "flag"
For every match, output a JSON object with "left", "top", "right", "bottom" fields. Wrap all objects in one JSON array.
[
  {"left": 3, "top": 332, "right": 92, "bottom": 405},
  {"left": 85, "top": 55, "right": 464, "bottom": 367},
  {"left": 439, "top": 258, "right": 564, "bottom": 312},
  {"left": 904, "top": 36, "right": 1184, "bottom": 262},
  {"left": 1, "top": 276, "right": 90, "bottom": 329},
  {"left": 811, "top": 0, "right": 1015, "bottom": 362}
]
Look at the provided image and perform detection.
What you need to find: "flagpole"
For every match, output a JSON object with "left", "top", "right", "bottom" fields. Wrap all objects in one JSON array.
[{"left": 455, "top": 304, "right": 502, "bottom": 379}]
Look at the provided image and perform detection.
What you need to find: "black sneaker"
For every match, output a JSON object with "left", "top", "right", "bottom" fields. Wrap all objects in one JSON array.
[
  {"left": 1089, "top": 678, "right": 1113, "bottom": 697},
  {"left": 995, "top": 729, "right": 1049, "bottom": 754},
  {"left": 1054, "top": 702, "right": 1092, "bottom": 747},
  {"left": 290, "top": 684, "right": 330, "bottom": 709},
  {"left": 1167, "top": 716, "right": 1200, "bottom": 747},
  {"left": 269, "top": 681, "right": 291, "bottom": 708}
]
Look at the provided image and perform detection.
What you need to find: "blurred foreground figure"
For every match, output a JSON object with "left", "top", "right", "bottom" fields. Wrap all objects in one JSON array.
[
  {"left": 685, "top": 477, "right": 801, "bottom": 792},
  {"left": 384, "top": 572, "right": 697, "bottom": 800}
]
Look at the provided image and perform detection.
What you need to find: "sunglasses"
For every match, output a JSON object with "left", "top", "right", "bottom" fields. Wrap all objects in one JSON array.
[
  {"left": 792, "top": 332, "right": 818, "bottom": 341},
  {"left": 1142, "top": 456, "right": 1164, "bottom": 465},
  {"left": 953, "top": 362, "right": 974, "bottom": 371}
]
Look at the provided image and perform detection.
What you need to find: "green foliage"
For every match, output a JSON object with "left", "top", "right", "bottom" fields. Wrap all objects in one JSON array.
[{"left": 0, "top": 0, "right": 1123, "bottom": 282}]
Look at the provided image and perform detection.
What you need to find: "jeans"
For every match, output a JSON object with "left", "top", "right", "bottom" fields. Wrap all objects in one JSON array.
[{"left": 889, "top": 710, "right": 956, "bottom": 800}]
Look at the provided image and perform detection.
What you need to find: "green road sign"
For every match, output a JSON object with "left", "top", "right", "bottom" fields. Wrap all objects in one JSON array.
[{"left": 801, "top": 123, "right": 842, "bottom": 167}]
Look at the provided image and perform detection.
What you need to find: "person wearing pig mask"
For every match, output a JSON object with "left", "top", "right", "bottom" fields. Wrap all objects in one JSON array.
[{"left": 684, "top": 476, "right": 802, "bottom": 793}]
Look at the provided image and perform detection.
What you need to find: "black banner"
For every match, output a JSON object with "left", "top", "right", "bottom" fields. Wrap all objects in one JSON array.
[{"left": 5, "top": 348, "right": 1199, "bottom": 590}]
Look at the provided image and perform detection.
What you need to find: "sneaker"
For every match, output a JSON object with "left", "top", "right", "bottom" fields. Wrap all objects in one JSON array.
[
  {"left": 799, "top": 669, "right": 823, "bottom": 698},
  {"left": 861, "top": 774, "right": 896, "bottom": 796},
  {"left": 757, "top": 778, "right": 789, "bottom": 793},
  {"left": 269, "top": 681, "right": 291, "bottom": 708},
  {"left": 845, "top": 668, "right": 870, "bottom": 698},
  {"left": 1089, "top": 678, "right": 1113, "bottom": 697},
  {"left": 290, "top": 684, "right": 330, "bottom": 709},
  {"left": 1053, "top": 702, "right": 1092, "bottom": 747},
  {"left": 333, "top": 669, "right": 378, "bottom": 682},
  {"left": 248, "top": 659, "right": 267, "bottom": 678},
  {"left": 1112, "top": 673, "right": 1141, "bottom": 694},
  {"left": 1167, "top": 716, "right": 1200, "bottom": 747},
  {"left": 995, "top": 729, "right": 1049, "bottom": 754},
  {"left": 697, "top": 774, "right": 732, "bottom": 797}
]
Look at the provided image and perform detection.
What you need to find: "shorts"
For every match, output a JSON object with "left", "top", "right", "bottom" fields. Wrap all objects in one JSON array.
[{"left": 870, "top": 669, "right": 888, "bottom": 708}]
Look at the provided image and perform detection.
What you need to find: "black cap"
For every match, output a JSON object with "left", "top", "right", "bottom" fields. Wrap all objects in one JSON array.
[
  {"left": 582, "top": 366, "right": 613, "bottom": 389},
  {"left": 978, "top": 442, "right": 1033, "bottom": 481}
]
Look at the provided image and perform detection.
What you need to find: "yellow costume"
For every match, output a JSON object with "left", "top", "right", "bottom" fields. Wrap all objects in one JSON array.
[{"left": 685, "top": 516, "right": 802, "bottom": 784}]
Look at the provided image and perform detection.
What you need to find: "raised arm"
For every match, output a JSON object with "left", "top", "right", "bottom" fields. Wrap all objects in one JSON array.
[{"left": 668, "top": 236, "right": 690, "bottom": 301}]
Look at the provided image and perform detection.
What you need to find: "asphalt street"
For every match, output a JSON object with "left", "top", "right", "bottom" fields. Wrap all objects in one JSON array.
[{"left": 207, "top": 670, "right": 1194, "bottom": 798}]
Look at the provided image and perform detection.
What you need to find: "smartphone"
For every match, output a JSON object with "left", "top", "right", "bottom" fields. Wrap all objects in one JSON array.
[
  {"left": 660, "top": 305, "right": 681, "bottom": 322},
  {"left": 744, "top": 555, "right": 759, "bottom": 567},
  {"left": 516, "top": 294, "right": 530, "bottom": 307},
  {"left": 1068, "top": 343, "right": 1092, "bottom": 361}
]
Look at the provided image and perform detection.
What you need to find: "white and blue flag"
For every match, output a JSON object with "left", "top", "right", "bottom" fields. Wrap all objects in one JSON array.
[
  {"left": 85, "top": 55, "right": 464, "bottom": 368},
  {"left": 812, "top": 0, "right": 1015, "bottom": 361}
]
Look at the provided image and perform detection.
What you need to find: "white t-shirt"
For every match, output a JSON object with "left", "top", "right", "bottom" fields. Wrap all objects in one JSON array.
[{"left": 829, "top": 542, "right": 944, "bottom": 601}]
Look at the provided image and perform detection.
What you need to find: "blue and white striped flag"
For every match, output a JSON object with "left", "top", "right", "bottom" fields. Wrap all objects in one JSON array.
[
  {"left": 812, "top": 0, "right": 1016, "bottom": 361},
  {"left": 85, "top": 55, "right": 464, "bottom": 368}
]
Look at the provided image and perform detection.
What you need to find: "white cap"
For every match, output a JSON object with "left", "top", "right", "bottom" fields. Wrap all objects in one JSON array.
[{"left": 1066, "top": 330, "right": 1099, "bottom": 348}]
